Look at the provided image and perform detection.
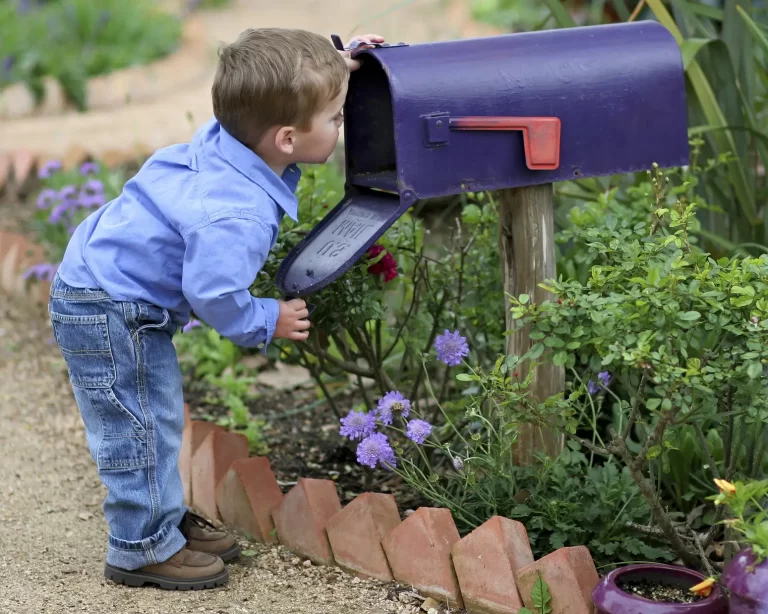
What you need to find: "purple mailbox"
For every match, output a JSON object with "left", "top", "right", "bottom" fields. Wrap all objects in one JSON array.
[{"left": 276, "top": 20, "right": 690, "bottom": 296}]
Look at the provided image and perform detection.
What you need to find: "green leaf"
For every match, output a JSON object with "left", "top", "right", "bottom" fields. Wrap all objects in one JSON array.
[
  {"left": 527, "top": 343, "right": 545, "bottom": 361},
  {"left": 678, "top": 311, "right": 702, "bottom": 321},
  {"left": 681, "top": 38, "right": 713, "bottom": 69},
  {"left": 456, "top": 373, "right": 474, "bottom": 382},
  {"left": 647, "top": 267, "right": 660, "bottom": 286},
  {"left": 747, "top": 361, "right": 763, "bottom": 379},
  {"left": 531, "top": 572, "right": 552, "bottom": 613},
  {"left": 519, "top": 294, "right": 530, "bottom": 305},
  {"left": 731, "top": 295, "right": 755, "bottom": 307},
  {"left": 647, "top": 398, "right": 662, "bottom": 410},
  {"left": 552, "top": 351, "right": 569, "bottom": 366},
  {"left": 732, "top": 285, "right": 756, "bottom": 296},
  {"left": 544, "top": 0, "right": 576, "bottom": 27},
  {"left": 736, "top": 6, "right": 768, "bottom": 56},
  {"left": 647, "top": 444, "right": 662, "bottom": 460}
]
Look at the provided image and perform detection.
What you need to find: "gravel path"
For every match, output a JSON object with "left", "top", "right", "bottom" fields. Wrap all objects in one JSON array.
[{"left": 0, "top": 294, "right": 422, "bottom": 614}]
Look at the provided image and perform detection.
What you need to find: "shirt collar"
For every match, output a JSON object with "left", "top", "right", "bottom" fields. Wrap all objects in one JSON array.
[{"left": 215, "top": 121, "right": 301, "bottom": 221}]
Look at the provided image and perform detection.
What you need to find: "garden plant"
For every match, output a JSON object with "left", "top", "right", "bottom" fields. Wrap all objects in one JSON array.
[
  {"left": 26, "top": 146, "right": 768, "bottom": 580},
  {"left": 1, "top": 0, "right": 182, "bottom": 109}
]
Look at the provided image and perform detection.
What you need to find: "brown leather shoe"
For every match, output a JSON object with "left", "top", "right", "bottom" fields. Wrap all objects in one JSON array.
[
  {"left": 104, "top": 547, "right": 227, "bottom": 590},
  {"left": 180, "top": 511, "right": 241, "bottom": 562}
]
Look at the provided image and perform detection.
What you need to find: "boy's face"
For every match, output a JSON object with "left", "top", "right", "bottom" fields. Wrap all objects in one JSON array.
[{"left": 292, "top": 81, "right": 348, "bottom": 164}]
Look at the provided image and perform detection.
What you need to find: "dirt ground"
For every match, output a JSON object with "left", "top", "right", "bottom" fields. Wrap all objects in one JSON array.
[{"left": 0, "top": 294, "right": 441, "bottom": 614}]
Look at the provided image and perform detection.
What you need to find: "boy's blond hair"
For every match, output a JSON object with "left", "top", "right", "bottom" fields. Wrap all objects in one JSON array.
[{"left": 212, "top": 28, "right": 348, "bottom": 147}]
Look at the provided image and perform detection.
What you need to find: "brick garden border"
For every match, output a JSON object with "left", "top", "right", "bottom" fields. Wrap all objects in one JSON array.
[
  {"left": 0, "top": 15, "right": 209, "bottom": 121},
  {"left": 182, "top": 410, "right": 601, "bottom": 614},
  {"left": 0, "top": 230, "right": 51, "bottom": 306}
]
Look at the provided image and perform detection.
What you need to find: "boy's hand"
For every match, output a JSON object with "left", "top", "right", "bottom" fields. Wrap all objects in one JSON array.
[
  {"left": 341, "top": 34, "right": 386, "bottom": 71},
  {"left": 274, "top": 298, "right": 311, "bottom": 341}
]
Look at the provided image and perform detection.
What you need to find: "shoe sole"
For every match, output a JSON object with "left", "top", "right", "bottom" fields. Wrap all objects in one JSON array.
[
  {"left": 218, "top": 543, "right": 241, "bottom": 563},
  {"left": 104, "top": 564, "right": 228, "bottom": 590}
]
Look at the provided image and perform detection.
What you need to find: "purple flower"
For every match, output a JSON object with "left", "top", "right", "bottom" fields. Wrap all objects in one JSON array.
[
  {"left": 356, "top": 433, "right": 397, "bottom": 469},
  {"left": 36, "top": 188, "right": 58, "bottom": 209},
  {"left": 434, "top": 329, "right": 470, "bottom": 366},
  {"left": 452, "top": 457, "right": 464, "bottom": 472},
  {"left": 182, "top": 319, "right": 202, "bottom": 333},
  {"left": 83, "top": 179, "right": 104, "bottom": 195},
  {"left": 588, "top": 371, "right": 612, "bottom": 395},
  {"left": 1, "top": 55, "right": 14, "bottom": 76},
  {"left": 80, "top": 162, "right": 100, "bottom": 176},
  {"left": 48, "top": 201, "right": 74, "bottom": 224},
  {"left": 406, "top": 419, "right": 432, "bottom": 445},
  {"left": 376, "top": 390, "right": 411, "bottom": 425},
  {"left": 38, "top": 160, "right": 61, "bottom": 179},
  {"left": 16, "top": 0, "right": 33, "bottom": 15},
  {"left": 23, "top": 263, "right": 58, "bottom": 282},
  {"left": 339, "top": 410, "right": 377, "bottom": 441},
  {"left": 58, "top": 185, "right": 77, "bottom": 201},
  {"left": 77, "top": 192, "right": 105, "bottom": 208},
  {"left": 77, "top": 180, "right": 105, "bottom": 208}
]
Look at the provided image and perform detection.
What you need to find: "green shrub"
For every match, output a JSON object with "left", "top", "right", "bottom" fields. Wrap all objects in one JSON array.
[
  {"left": 1, "top": 0, "right": 182, "bottom": 109},
  {"left": 506, "top": 165, "right": 768, "bottom": 568},
  {"left": 249, "top": 164, "right": 506, "bottom": 418}
]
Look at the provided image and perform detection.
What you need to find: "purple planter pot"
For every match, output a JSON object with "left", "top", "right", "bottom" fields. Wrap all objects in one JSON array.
[
  {"left": 722, "top": 548, "right": 768, "bottom": 613},
  {"left": 592, "top": 564, "right": 729, "bottom": 614}
]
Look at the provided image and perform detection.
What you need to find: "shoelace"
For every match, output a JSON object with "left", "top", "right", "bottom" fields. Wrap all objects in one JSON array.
[{"left": 181, "top": 511, "right": 218, "bottom": 535}]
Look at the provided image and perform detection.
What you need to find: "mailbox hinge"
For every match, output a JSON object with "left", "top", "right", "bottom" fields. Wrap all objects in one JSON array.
[{"left": 421, "top": 113, "right": 561, "bottom": 171}]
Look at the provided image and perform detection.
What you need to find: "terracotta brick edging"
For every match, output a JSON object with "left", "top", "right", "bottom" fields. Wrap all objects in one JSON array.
[
  {"left": 0, "top": 230, "right": 51, "bottom": 306},
  {"left": 0, "top": 14, "right": 209, "bottom": 121},
  {"left": 175, "top": 417, "right": 603, "bottom": 614}
]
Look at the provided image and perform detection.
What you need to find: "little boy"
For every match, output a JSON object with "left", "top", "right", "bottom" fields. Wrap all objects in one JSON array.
[{"left": 48, "top": 28, "right": 383, "bottom": 590}]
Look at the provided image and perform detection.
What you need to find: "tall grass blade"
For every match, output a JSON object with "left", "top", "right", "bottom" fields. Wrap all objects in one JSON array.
[{"left": 647, "top": 0, "right": 759, "bottom": 226}]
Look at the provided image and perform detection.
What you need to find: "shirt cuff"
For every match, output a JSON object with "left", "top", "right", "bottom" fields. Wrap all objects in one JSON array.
[{"left": 261, "top": 298, "right": 280, "bottom": 353}]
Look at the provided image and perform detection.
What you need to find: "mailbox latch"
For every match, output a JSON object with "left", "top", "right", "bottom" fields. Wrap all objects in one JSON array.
[{"left": 421, "top": 113, "right": 561, "bottom": 171}]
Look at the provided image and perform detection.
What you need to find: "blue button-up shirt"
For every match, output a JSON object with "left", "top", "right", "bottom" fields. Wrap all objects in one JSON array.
[{"left": 58, "top": 118, "right": 301, "bottom": 348}]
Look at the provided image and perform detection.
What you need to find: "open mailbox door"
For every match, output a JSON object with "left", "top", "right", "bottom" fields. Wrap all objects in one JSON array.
[
  {"left": 276, "top": 21, "right": 689, "bottom": 297},
  {"left": 276, "top": 187, "right": 403, "bottom": 296}
]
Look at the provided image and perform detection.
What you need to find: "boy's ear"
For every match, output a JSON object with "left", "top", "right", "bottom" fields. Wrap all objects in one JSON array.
[{"left": 274, "top": 126, "right": 296, "bottom": 155}]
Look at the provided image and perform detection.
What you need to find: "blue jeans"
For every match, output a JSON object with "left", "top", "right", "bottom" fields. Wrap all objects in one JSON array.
[{"left": 49, "top": 274, "right": 188, "bottom": 570}]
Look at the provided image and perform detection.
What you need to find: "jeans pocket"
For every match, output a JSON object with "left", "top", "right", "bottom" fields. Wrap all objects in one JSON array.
[
  {"left": 73, "top": 371, "right": 149, "bottom": 472},
  {"left": 50, "top": 311, "right": 116, "bottom": 389},
  {"left": 98, "top": 435, "right": 149, "bottom": 471}
]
